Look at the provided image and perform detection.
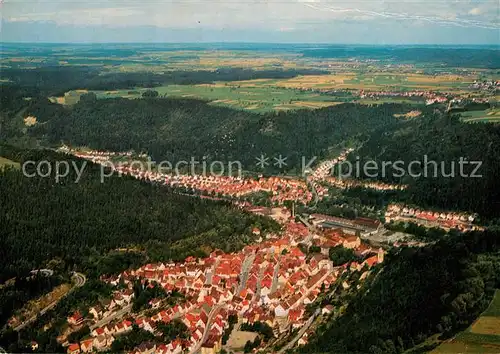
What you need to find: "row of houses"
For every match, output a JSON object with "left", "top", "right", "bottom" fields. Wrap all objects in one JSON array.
[
  {"left": 70, "top": 148, "right": 317, "bottom": 206},
  {"left": 385, "top": 203, "right": 483, "bottom": 232}
]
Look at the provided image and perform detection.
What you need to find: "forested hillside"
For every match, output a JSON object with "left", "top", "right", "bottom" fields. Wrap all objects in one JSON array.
[
  {"left": 1, "top": 85, "right": 413, "bottom": 172},
  {"left": 345, "top": 113, "right": 500, "bottom": 218},
  {"left": 0, "top": 147, "right": 280, "bottom": 281},
  {"left": 3, "top": 84, "right": 500, "bottom": 219},
  {"left": 0, "top": 67, "right": 327, "bottom": 96},
  {"left": 302, "top": 228, "right": 500, "bottom": 353}
]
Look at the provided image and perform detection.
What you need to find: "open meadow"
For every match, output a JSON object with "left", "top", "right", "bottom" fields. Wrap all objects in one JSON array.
[
  {"left": 461, "top": 108, "right": 500, "bottom": 123},
  {"left": 54, "top": 84, "right": 350, "bottom": 112},
  {"left": 0, "top": 156, "right": 20, "bottom": 170},
  {"left": 433, "top": 290, "right": 500, "bottom": 353}
]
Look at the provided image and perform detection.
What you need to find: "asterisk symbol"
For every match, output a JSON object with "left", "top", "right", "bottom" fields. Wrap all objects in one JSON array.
[
  {"left": 255, "top": 154, "right": 270, "bottom": 169},
  {"left": 274, "top": 154, "right": 288, "bottom": 168}
]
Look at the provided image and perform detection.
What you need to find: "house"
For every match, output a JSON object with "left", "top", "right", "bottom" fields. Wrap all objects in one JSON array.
[
  {"left": 122, "top": 289, "right": 135, "bottom": 303},
  {"left": 142, "top": 319, "right": 155, "bottom": 333},
  {"left": 168, "top": 339, "right": 183, "bottom": 354},
  {"left": 79, "top": 338, "right": 94, "bottom": 353},
  {"left": 274, "top": 303, "right": 289, "bottom": 317},
  {"left": 67, "top": 343, "right": 80, "bottom": 354},
  {"left": 343, "top": 235, "right": 361, "bottom": 249},
  {"left": 113, "top": 293, "right": 125, "bottom": 307},
  {"left": 104, "top": 324, "right": 115, "bottom": 335},
  {"left": 92, "top": 335, "right": 107, "bottom": 351},
  {"left": 156, "top": 344, "right": 169, "bottom": 354},
  {"left": 289, "top": 247, "right": 306, "bottom": 261},
  {"left": 91, "top": 326, "right": 104, "bottom": 337},
  {"left": 201, "top": 335, "right": 222, "bottom": 354},
  {"left": 149, "top": 298, "right": 161, "bottom": 309},
  {"left": 133, "top": 342, "right": 156, "bottom": 354},
  {"left": 288, "top": 308, "right": 304, "bottom": 328},
  {"left": 322, "top": 305, "right": 334, "bottom": 315},
  {"left": 30, "top": 341, "right": 39, "bottom": 351},
  {"left": 115, "top": 320, "right": 133, "bottom": 335},
  {"left": 297, "top": 332, "right": 309, "bottom": 346},
  {"left": 89, "top": 306, "right": 103, "bottom": 321},
  {"left": 67, "top": 311, "right": 84, "bottom": 326},
  {"left": 363, "top": 255, "right": 379, "bottom": 268}
]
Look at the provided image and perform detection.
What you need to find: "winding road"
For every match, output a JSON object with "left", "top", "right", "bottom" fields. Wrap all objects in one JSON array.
[{"left": 13, "top": 272, "right": 86, "bottom": 332}]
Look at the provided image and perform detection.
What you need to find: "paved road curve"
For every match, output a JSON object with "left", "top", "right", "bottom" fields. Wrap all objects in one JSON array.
[
  {"left": 14, "top": 272, "right": 86, "bottom": 331},
  {"left": 277, "top": 308, "right": 320, "bottom": 354}
]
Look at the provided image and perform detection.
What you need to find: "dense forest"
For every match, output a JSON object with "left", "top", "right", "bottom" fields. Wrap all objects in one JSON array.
[
  {"left": 344, "top": 113, "right": 500, "bottom": 218},
  {"left": 1, "top": 85, "right": 413, "bottom": 173},
  {"left": 0, "top": 146, "right": 280, "bottom": 281},
  {"left": 301, "top": 228, "right": 500, "bottom": 353},
  {"left": 3, "top": 80, "right": 500, "bottom": 219},
  {"left": 0, "top": 67, "right": 327, "bottom": 96}
]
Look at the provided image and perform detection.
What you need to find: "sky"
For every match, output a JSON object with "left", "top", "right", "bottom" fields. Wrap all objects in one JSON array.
[{"left": 1, "top": 0, "right": 499, "bottom": 44}]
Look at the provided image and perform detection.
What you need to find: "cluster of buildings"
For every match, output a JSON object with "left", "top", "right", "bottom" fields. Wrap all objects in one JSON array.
[
  {"left": 59, "top": 147, "right": 144, "bottom": 163},
  {"left": 468, "top": 80, "right": 499, "bottom": 91},
  {"left": 357, "top": 89, "right": 448, "bottom": 103},
  {"left": 308, "top": 213, "right": 382, "bottom": 237},
  {"left": 64, "top": 216, "right": 384, "bottom": 354},
  {"left": 324, "top": 176, "right": 407, "bottom": 191},
  {"left": 384, "top": 204, "right": 483, "bottom": 232},
  {"left": 308, "top": 148, "right": 354, "bottom": 181},
  {"left": 65, "top": 148, "right": 316, "bottom": 206}
]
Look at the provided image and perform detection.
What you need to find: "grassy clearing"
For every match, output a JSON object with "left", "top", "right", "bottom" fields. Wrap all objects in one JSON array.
[
  {"left": 482, "top": 290, "right": 500, "bottom": 317},
  {"left": 433, "top": 290, "right": 500, "bottom": 353},
  {"left": 471, "top": 317, "right": 500, "bottom": 336},
  {"left": 260, "top": 72, "right": 475, "bottom": 91},
  {"left": 54, "top": 69, "right": 482, "bottom": 112},
  {"left": 434, "top": 337, "right": 500, "bottom": 353},
  {"left": 225, "top": 330, "right": 258, "bottom": 350},
  {"left": 462, "top": 109, "right": 500, "bottom": 123},
  {"left": 8, "top": 283, "right": 72, "bottom": 327},
  {"left": 71, "top": 84, "right": 346, "bottom": 112},
  {"left": 0, "top": 156, "right": 20, "bottom": 170}
]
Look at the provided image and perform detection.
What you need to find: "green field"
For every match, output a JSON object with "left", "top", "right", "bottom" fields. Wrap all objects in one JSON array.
[
  {"left": 434, "top": 290, "right": 500, "bottom": 353},
  {"left": 0, "top": 156, "right": 20, "bottom": 170},
  {"left": 461, "top": 109, "right": 500, "bottom": 123},
  {"left": 60, "top": 83, "right": 428, "bottom": 112},
  {"left": 69, "top": 84, "right": 351, "bottom": 112}
]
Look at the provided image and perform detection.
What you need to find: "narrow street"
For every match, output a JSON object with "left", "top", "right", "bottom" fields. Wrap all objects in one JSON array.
[
  {"left": 189, "top": 304, "right": 223, "bottom": 354},
  {"left": 89, "top": 304, "right": 132, "bottom": 331}
]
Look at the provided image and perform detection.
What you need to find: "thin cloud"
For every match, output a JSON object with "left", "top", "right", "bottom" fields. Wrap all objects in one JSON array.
[{"left": 302, "top": 2, "right": 499, "bottom": 30}]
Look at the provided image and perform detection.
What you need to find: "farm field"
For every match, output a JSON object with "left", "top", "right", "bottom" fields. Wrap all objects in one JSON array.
[
  {"left": 58, "top": 76, "right": 436, "bottom": 112},
  {"left": 0, "top": 156, "right": 20, "bottom": 170},
  {"left": 433, "top": 290, "right": 500, "bottom": 353},
  {"left": 241, "top": 72, "right": 477, "bottom": 91},
  {"left": 461, "top": 109, "right": 500, "bottom": 123},
  {"left": 64, "top": 85, "right": 351, "bottom": 112}
]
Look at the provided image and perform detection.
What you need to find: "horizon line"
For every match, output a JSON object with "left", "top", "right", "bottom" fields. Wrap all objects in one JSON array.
[{"left": 1, "top": 41, "right": 498, "bottom": 46}]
